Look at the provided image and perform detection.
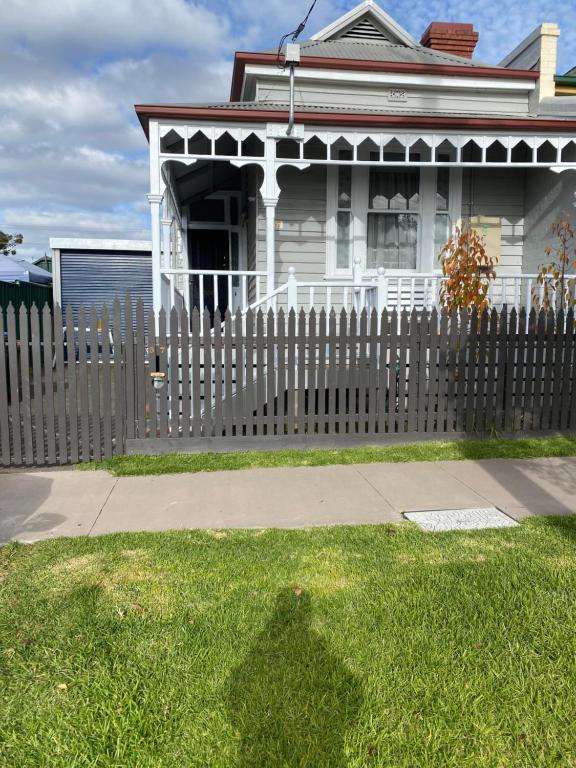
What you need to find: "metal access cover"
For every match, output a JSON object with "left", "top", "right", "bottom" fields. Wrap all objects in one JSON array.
[{"left": 403, "top": 507, "right": 519, "bottom": 532}]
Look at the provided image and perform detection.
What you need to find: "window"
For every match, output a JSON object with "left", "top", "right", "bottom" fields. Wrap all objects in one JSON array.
[
  {"left": 434, "top": 167, "right": 451, "bottom": 257},
  {"left": 327, "top": 157, "right": 461, "bottom": 276},
  {"left": 366, "top": 167, "right": 420, "bottom": 270},
  {"left": 335, "top": 150, "right": 353, "bottom": 270}
]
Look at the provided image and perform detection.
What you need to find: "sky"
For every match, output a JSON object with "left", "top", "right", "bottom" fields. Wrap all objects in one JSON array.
[{"left": 1, "top": 0, "right": 574, "bottom": 262}]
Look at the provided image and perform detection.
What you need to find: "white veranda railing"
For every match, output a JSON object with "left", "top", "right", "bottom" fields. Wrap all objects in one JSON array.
[
  {"left": 163, "top": 268, "right": 268, "bottom": 314},
  {"left": 162, "top": 264, "right": 572, "bottom": 320},
  {"left": 247, "top": 262, "right": 553, "bottom": 317}
]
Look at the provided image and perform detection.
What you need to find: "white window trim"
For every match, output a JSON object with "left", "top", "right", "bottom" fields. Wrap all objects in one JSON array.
[
  {"left": 325, "top": 164, "right": 462, "bottom": 277},
  {"left": 326, "top": 165, "right": 351, "bottom": 276},
  {"left": 363, "top": 165, "right": 422, "bottom": 275}
]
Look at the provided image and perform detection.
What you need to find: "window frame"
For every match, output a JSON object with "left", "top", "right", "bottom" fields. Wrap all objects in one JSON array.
[
  {"left": 325, "top": 159, "right": 462, "bottom": 277},
  {"left": 365, "top": 163, "right": 422, "bottom": 274}
]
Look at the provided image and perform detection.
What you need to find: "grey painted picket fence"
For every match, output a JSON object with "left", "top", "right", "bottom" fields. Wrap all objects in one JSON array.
[{"left": 1, "top": 299, "right": 576, "bottom": 466}]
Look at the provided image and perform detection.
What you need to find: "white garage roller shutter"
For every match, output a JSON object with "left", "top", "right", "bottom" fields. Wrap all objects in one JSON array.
[{"left": 60, "top": 250, "right": 153, "bottom": 320}]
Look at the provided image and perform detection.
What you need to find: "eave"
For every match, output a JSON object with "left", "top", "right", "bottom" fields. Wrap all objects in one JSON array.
[
  {"left": 230, "top": 51, "right": 540, "bottom": 102},
  {"left": 134, "top": 104, "right": 576, "bottom": 141}
]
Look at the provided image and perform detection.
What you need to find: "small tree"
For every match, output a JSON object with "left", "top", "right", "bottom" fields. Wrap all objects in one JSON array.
[
  {"left": 0, "top": 231, "right": 23, "bottom": 256},
  {"left": 531, "top": 216, "right": 576, "bottom": 314},
  {"left": 438, "top": 225, "right": 497, "bottom": 314}
]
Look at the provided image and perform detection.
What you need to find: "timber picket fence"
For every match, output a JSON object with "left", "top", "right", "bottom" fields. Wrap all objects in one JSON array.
[{"left": 1, "top": 299, "right": 576, "bottom": 466}]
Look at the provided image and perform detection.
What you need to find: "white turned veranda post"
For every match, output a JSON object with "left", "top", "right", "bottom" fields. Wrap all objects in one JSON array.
[
  {"left": 161, "top": 218, "right": 172, "bottom": 269},
  {"left": 148, "top": 119, "right": 164, "bottom": 316},
  {"left": 181, "top": 213, "right": 190, "bottom": 313},
  {"left": 264, "top": 198, "right": 277, "bottom": 305},
  {"left": 148, "top": 193, "right": 163, "bottom": 315}
]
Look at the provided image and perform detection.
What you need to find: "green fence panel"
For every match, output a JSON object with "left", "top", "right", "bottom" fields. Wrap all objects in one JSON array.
[{"left": 0, "top": 280, "right": 53, "bottom": 336}]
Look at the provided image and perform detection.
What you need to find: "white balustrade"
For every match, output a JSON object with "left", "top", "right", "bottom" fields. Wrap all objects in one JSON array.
[
  {"left": 163, "top": 266, "right": 569, "bottom": 329},
  {"left": 258, "top": 270, "right": 548, "bottom": 317},
  {"left": 162, "top": 269, "right": 267, "bottom": 315}
]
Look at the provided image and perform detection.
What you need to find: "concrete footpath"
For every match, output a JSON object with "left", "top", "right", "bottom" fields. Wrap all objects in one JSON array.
[{"left": 1, "top": 456, "right": 575, "bottom": 543}]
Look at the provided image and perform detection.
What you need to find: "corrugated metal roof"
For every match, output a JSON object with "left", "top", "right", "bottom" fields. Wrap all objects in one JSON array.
[
  {"left": 267, "top": 39, "right": 492, "bottom": 68},
  {"left": 539, "top": 97, "right": 576, "bottom": 118},
  {"left": 147, "top": 100, "right": 571, "bottom": 122}
]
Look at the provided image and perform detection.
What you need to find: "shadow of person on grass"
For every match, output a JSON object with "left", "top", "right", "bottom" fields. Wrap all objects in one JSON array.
[{"left": 226, "top": 587, "right": 363, "bottom": 768}]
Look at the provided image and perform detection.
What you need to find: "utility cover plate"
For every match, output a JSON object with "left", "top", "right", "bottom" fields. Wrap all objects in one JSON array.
[{"left": 404, "top": 507, "right": 518, "bottom": 532}]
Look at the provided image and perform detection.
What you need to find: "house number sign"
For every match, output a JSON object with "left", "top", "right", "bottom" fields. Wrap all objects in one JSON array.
[{"left": 388, "top": 88, "right": 407, "bottom": 102}]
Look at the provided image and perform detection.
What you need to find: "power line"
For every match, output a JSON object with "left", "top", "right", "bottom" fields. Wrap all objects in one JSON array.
[{"left": 276, "top": 0, "right": 319, "bottom": 68}]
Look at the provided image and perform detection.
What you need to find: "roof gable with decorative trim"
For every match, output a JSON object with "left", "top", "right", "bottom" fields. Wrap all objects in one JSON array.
[
  {"left": 310, "top": 1, "right": 417, "bottom": 48},
  {"left": 339, "top": 16, "right": 390, "bottom": 41}
]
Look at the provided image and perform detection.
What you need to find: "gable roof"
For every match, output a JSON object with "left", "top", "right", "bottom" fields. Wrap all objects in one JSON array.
[
  {"left": 137, "top": 0, "right": 544, "bottom": 133},
  {"left": 310, "top": 0, "right": 417, "bottom": 47},
  {"left": 272, "top": 38, "right": 488, "bottom": 68},
  {"left": 266, "top": 1, "right": 493, "bottom": 69}
]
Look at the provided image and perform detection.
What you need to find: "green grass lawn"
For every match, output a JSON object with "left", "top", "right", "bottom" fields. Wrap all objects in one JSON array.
[
  {"left": 84, "top": 435, "right": 576, "bottom": 476},
  {"left": 2, "top": 518, "right": 576, "bottom": 767}
]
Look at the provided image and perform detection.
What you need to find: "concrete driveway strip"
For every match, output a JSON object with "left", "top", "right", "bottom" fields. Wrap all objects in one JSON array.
[
  {"left": 0, "top": 469, "right": 116, "bottom": 544},
  {"left": 91, "top": 464, "right": 400, "bottom": 534}
]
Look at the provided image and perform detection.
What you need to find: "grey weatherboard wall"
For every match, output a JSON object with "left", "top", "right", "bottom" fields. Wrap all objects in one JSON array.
[
  {"left": 462, "top": 169, "right": 526, "bottom": 274},
  {"left": 255, "top": 79, "right": 531, "bottom": 116},
  {"left": 59, "top": 249, "right": 153, "bottom": 318}
]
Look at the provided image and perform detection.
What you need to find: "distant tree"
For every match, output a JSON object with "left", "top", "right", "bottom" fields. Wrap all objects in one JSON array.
[{"left": 0, "top": 231, "right": 23, "bottom": 256}]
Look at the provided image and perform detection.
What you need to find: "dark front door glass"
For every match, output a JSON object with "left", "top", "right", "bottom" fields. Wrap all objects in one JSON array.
[{"left": 188, "top": 229, "right": 229, "bottom": 320}]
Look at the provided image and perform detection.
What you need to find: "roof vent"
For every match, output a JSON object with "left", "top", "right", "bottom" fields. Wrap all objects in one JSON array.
[{"left": 340, "top": 18, "right": 389, "bottom": 41}]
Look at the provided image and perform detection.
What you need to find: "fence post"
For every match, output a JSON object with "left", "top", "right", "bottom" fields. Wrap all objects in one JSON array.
[{"left": 287, "top": 267, "right": 297, "bottom": 311}]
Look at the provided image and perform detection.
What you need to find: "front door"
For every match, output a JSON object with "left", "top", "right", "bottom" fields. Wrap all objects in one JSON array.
[{"left": 189, "top": 229, "right": 229, "bottom": 321}]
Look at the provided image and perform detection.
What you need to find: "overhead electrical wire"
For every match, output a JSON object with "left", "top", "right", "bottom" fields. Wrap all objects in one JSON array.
[{"left": 276, "top": 0, "right": 319, "bottom": 68}]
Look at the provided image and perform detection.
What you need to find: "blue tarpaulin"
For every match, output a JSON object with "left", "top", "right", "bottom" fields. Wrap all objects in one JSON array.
[{"left": 0, "top": 255, "right": 52, "bottom": 285}]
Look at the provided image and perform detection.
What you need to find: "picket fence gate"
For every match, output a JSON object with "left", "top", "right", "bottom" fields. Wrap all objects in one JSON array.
[{"left": 1, "top": 299, "right": 576, "bottom": 466}]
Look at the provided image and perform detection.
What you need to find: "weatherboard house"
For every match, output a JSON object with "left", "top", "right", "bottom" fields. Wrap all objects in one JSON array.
[{"left": 127, "top": 1, "right": 576, "bottom": 319}]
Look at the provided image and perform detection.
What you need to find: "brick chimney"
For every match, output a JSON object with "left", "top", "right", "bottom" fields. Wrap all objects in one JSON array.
[{"left": 420, "top": 22, "right": 479, "bottom": 59}]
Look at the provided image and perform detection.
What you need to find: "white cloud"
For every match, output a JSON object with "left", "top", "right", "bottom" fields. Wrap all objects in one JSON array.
[
  {"left": 3, "top": 0, "right": 231, "bottom": 56},
  {"left": 0, "top": 0, "right": 234, "bottom": 260},
  {"left": 2, "top": 208, "right": 150, "bottom": 244}
]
